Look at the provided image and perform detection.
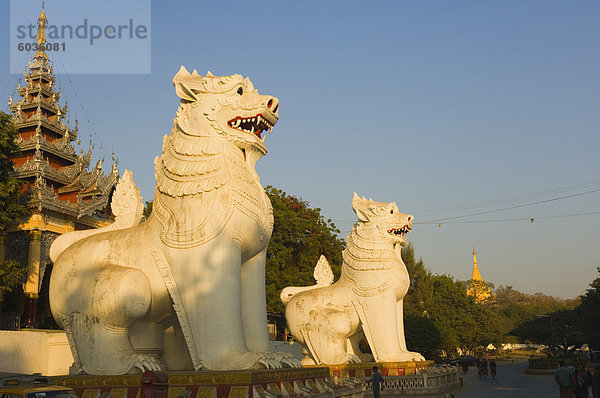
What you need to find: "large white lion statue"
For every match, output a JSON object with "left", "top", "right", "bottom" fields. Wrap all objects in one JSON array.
[
  {"left": 49, "top": 67, "right": 300, "bottom": 374},
  {"left": 281, "top": 194, "right": 425, "bottom": 365}
]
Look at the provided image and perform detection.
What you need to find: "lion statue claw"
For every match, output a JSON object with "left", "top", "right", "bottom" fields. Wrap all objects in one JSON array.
[
  {"left": 281, "top": 193, "right": 425, "bottom": 365},
  {"left": 49, "top": 67, "right": 301, "bottom": 374}
]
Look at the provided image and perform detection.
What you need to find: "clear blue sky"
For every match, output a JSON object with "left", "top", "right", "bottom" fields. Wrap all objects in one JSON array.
[{"left": 1, "top": 1, "right": 598, "bottom": 299}]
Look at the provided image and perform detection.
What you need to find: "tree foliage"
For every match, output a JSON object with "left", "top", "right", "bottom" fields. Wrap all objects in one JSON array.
[
  {"left": 509, "top": 267, "right": 600, "bottom": 353},
  {"left": 402, "top": 243, "right": 433, "bottom": 317},
  {"left": 511, "top": 309, "right": 583, "bottom": 356},
  {"left": 264, "top": 186, "right": 345, "bottom": 315},
  {"left": 0, "top": 111, "right": 28, "bottom": 294},
  {"left": 578, "top": 267, "right": 600, "bottom": 350},
  {"left": 0, "top": 112, "right": 27, "bottom": 232},
  {"left": 427, "top": 275, "right": 498, "bottom": 352},
  {"left": 404, "top": 314, "right": 443, "bottom": 359},
  {"left": 142, "top": 200, "right": 153, "bottom": 220},
  {"left": 0, "top": 259, "right": 26, "bottom": 294}
]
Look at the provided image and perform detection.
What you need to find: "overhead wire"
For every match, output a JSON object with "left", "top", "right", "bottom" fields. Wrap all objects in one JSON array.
[
  {"left": 330, "top": 181, "right": 600, "bottom": 233},
  {"left": 52, "top": 51, "right": 108, "bottom": 157},
  {"left": 419, "top": 187, "right": 600, "bottom": 224},
  {"left": 413, "top": 180, "right": 600, "bottom": 219},
  {"left": 419, "top": 211, "right": 600, "bottom": 225}
]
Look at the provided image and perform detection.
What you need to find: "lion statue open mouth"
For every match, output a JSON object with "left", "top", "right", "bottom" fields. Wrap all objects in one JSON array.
[
  {"left": 281, "top": 193, "right": 425, "bottom": 365},
  {"left": 49, "top": 67, "right": 300, "bottom": 374}
]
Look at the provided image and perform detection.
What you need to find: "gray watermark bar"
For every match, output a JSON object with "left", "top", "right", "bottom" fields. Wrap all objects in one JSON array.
[{"left": 10, "top": 0, "right": 151, "bottom": 74}]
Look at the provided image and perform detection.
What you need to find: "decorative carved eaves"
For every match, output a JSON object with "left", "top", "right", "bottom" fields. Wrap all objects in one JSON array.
[
  {"left": 12, "top": 117, "right": 77, "bottom": 141},
  {"left": 15, "top": 157, "right": 72, "bottom": 185},
  {"left": 17, "top": 134, "right": 77, "bottom": 163}
]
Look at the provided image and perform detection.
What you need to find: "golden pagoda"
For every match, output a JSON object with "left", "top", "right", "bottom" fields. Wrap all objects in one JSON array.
[
  {"left": 1, "top": 5, "right": 118, "bottom": 328},
  {"left": 466, "top": 248, "right": 491, "bottom": 303}
]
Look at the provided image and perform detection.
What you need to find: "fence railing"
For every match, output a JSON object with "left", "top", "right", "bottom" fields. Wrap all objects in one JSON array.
[
  {"left": 362, "top": 365, "right": 460, "bottom": 395},
  {"left": 0, "top": 312, "right": 20, "bottom": 330}
]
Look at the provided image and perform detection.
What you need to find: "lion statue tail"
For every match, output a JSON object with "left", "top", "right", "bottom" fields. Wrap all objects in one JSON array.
[
  {"left": 280, "top": 255, "right": 335, "bottom": 305},
  {"left": 49, "top": 170, "right": 144, "bottom": 262}
]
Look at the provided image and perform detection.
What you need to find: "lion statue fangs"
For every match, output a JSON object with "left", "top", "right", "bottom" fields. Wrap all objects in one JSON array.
[
  {"left": 49, "top": 67, "right": 300, "bottom": 375},
  {"left": 281, "top": 193, "right": 426, "bottom": 365}
]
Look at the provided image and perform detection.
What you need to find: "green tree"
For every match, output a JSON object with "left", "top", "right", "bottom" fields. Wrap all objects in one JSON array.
[
  {"left": 264, "top": 186, "right": 345, "bottom": 315},
  {"left": 511, "top": 310, "right": 583, "bottom": 356},
  {"left": 0, "top": 260, "right": 26, "bottom": 294},
  {"left": 0, "top": 112, "right": 26, "bottom": 232},
  {"left": 0, "top": 111, "right": 28, "bottom": 296},
  {"left": 426, "top": 275, "right": 505, "bottom": 354},
  {"left": 577, "top": 267, "right": 600, "bottom": 350},
  {"left": 402, "top": 243, "right": 433, "bottom": 317},
  {"left": 404, "top": 314, "right": 443, "bottom": 359},
  {"left": 142, "top": 200, "right": 153, "bottom": 220},
  {"left": 490, "top": 284, "right": 578, "bottom": 343}
]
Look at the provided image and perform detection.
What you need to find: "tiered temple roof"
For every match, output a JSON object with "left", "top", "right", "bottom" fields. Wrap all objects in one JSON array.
[
  {"left": 8, "top": 9, "right": 118, "bottom": 226},
  {"left": 1, "top": 6, "right": 119, "bottom": 328}
]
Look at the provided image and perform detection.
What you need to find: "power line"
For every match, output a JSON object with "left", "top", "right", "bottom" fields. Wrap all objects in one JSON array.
[
  {"left": 52, "top": 51, "right": 106, "bottom": 155},
  {"left": 1, "top": 51, "right": 33, "bottom": 112},
  {"left": 417, "top": 211, "right": 600, "bottom": 225},
  {"left": 420, "top": 188, "right": 600, "bottom": 223}
]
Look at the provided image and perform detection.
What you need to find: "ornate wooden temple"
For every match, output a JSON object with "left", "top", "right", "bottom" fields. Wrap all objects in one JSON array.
[{"left": 1, "top": 7, "right": 118, "bottom": 328}]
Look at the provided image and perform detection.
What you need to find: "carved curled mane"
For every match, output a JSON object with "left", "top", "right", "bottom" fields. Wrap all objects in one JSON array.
[{"left": 342, "top": 223, "right": 403, "bottom": 272}]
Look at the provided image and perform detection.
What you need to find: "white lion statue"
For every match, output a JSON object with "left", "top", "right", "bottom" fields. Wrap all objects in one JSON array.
[
  {"left": 49, "top": 67, "right": 300, "bottom": 374},
  {"left": 281, "top": 194, "right": 425, "bottom": 365}
]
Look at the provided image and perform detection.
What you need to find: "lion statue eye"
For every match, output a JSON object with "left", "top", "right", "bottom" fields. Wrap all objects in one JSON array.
[
  {"left": 390, "top": 210, "right": 394, "bottom": 214},
  {"left": 237, "top": 87, "right": 244, "bottom": 95}
]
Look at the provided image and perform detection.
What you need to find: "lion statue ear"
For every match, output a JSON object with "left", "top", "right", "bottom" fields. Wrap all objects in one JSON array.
[
  {"left": 173, "top": 66, "right": 202, "bottom": 102},
  {"left": 352, "top": 192, "right": 370, "bottom": 222}
]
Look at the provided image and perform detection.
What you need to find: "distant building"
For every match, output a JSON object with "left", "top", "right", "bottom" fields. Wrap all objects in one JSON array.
[
  {"left": 466, "top": 248, "right": 491, "bottom": 303},
  {"left": 1, "top": 6, "right": 118, "bottom": 328}
]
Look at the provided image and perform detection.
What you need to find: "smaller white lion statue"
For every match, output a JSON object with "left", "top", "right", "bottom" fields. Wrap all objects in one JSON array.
[{"left": 281, "top": 193, "right": 425, "bottom": 365}]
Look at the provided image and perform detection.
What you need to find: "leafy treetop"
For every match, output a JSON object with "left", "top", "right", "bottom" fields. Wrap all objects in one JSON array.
[{"left": 264, "top": 186, "right": 345, "bottom": 315}]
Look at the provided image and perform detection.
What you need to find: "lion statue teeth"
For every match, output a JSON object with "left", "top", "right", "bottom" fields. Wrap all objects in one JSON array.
[
  {"left": 281, "top": 193, "right": 425, "bottom": 365},
  {"left": 49, "top": 67, "right": 300, "bottom": 374}
]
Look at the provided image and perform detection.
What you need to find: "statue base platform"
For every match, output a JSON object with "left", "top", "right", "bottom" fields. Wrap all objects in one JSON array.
[
  {"left": 306, "top": 361, "right": 460, "bottom": 396},
  {"left": 52, "top": 367, "right": 365, "bottom": 398},
  {"left": 309, "top": 360, "right": 435, "bottom": 377}
]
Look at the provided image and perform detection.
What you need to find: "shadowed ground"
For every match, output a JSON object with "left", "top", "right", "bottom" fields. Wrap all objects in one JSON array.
[{"left": 385, "top": 358, "right": 557, "bottom": 397}]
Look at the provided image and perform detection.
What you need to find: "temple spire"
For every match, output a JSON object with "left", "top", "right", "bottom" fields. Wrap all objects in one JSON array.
[
  {"left": 471, "top": 247, "right": 483, "bottom": 281},
  {"left": 36, "top": 6, "right": 47, "bottom": 47}
]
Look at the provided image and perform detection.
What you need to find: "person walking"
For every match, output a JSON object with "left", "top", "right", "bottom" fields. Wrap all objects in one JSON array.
[
  {"left": 370, "top": 366, "right": 384, "bottom": 398},
  {"left": 489, "top": 358, "right": 497, "bottom": 380},
  {"left": 555, "top": 361, "right": 576, "bottom": 398},
  {"left": 575, "top": 363, "right": 592, "bottom": 398}
]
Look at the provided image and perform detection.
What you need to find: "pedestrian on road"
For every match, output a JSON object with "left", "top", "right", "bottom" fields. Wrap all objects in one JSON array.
[
  {"left": 482, "top": 358, "right": 489, "bottom": 377},
  {"left": 489, "top": 358, "right": 497, "bottom": 380},
  {"left": 555, "top": 361, "right": 576, "bottom": 398},
  {"left": 370, "top": 366, "right": 384, "bottom": 398},
  {"left": 574, "top": 363, "right": 592, "bottom": 398}
]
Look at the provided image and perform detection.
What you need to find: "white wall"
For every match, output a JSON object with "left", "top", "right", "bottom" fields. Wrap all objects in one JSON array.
[{"left": 0, "top": 330, "right": 73, "bottom": 376}]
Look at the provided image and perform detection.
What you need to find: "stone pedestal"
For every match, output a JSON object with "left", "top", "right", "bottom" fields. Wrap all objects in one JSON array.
[{"left": 51, "top": 367, "right": 357, "bottom": 398}]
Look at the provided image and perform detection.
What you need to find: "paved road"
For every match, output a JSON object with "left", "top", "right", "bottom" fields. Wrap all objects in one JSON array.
[
  {"left": 453, "top": 358, "right": 557, "bottom": 397},
  {"left": 410, "top": 358, "right": 559, "bottom": 397}
]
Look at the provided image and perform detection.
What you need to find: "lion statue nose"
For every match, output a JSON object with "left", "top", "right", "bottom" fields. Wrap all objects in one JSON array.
[{"left": 266, "top": 96, "right": 279, "bottom": 115}]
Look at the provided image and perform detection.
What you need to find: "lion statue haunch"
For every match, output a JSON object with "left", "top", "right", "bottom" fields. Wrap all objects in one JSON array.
[
  {"left": 281, "top": 193, "right": 425, "bottom": 365},
  {"left": 49, "top": 67, "right": 300, "bottom": 374}
]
